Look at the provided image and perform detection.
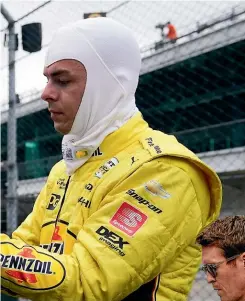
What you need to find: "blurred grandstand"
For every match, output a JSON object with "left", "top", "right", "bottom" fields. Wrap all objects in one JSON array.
[{"left": 1, "top": 2, "right": 245, "bottom": 301}]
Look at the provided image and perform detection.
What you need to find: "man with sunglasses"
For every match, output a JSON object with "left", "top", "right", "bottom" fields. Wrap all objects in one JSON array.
[{"left": 197, "top": 215, "right": 245, "bottom": 301}]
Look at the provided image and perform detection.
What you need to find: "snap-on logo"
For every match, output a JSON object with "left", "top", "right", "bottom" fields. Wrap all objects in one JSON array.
[
  {"left": 110, "top": 202, "right": 148, "bottom": 236},
  {"left": 126, "top": 189, "right": 163, "bottom": 214}
]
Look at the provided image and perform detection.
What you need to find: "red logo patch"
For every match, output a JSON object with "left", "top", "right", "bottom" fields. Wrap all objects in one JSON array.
[
  {"left": 5, "top": 248, "right": 37, "bottom": 284},
  {"left": 52, "top": 226, "right": 62, "bottom": 241},
  {"left": 110, "top": 202, "right": 147, "bottom": 236}
]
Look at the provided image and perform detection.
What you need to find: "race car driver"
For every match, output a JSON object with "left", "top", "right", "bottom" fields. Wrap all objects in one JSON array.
[{"left": 0, "top": 17, "right": 222, "bottom": 301}]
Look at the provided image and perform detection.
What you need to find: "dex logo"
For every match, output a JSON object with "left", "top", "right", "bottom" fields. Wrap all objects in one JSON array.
[
  {"left": 96, "top": 226, "right": 129, "bottom": 250},
  {"left": 96, "top": 226, "right": 129, "bottom": 256},
  {"left": 46, "top": 194, "right": 61, "bottom": 210}
]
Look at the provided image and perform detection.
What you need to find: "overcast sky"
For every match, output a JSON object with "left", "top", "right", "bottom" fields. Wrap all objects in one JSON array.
[{"left": 1, "top": 0, "right": 245, "bottom": 106}]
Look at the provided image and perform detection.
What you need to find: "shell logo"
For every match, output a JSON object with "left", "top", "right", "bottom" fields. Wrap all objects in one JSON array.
[{"left": 144, "top": 180, "right": 171, "bottom": 199}]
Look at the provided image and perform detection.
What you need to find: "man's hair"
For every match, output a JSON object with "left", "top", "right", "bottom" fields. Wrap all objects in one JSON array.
[{"left": 196, "top": 215, "right": 245, "bottom": 258}]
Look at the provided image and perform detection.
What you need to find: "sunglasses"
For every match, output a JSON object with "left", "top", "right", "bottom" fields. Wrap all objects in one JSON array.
[{"left": 201, "top": 254, "right": 240, "bottom": 279}]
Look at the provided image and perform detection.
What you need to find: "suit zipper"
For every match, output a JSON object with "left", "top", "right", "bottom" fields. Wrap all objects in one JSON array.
[{"left": 54, "top": 176, "right": 71, "bottom": 228}]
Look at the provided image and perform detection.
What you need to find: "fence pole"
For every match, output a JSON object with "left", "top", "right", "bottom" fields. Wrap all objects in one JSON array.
[{"left": 1, "top": 4, "right": 18, "bottom": 234}]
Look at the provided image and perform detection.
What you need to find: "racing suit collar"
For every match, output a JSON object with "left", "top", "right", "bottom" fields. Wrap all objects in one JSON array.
[{"left": 87, "top": 112, "right": 149, "bottom": 161}]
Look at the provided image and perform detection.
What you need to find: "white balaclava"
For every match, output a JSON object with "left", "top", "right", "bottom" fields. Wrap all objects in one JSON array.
[{"left": 44, "top": 17, "right": 142, "bottom": 175}]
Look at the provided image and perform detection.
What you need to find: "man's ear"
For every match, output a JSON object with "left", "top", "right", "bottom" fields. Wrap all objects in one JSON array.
[{"left": 242, "top": 252, "right": 245, "bottom": 268}]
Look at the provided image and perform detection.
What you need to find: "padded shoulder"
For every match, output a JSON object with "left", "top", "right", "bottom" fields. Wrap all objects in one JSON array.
[{"left": 139, "top": 129, "right": 222, "bottom": 224}]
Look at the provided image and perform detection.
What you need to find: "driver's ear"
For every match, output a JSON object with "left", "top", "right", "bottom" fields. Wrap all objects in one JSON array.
[{"left": 241, "top": 252, "right": 245, "bottom": 268}]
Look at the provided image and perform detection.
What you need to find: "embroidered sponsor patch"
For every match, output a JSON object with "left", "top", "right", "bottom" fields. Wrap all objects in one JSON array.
[
  {"left": 77, "top": 197, "right": 91, "bottom": 208},
  {"left": 0, "top": 243, "right": 65, "bottom": 290},
  {"left": 85, "top": 183, "right": 93, "bottom": 191},
  {"left": 57, "top": 178, "right": 66, "bottom": 189},
  {"left": 92, "top": 147, "right": 103, "bottom": 157},
  {"left": 145, "top": 137, "right": 162, "bottom": 154},
  {"left": 95, "top": 157, "right": 119, "bottom": 179},
  {"left": 75, "top": 150, "right": 88, "bottom": 158},
  {"left": 46, "top": 194, "right": 61, "bottom": 210},
  {"left": 96, "top": 226, "right": 129, "bottom": 257},
  {"left": 144, "top": 180, "right": 171, "bottom": 199},
  {"left": 126, "top": 189, "right": 163, "bottom": 214},
  {"left": 110, "top": 202, "right": 147, "bottom": 236},
  {"left": 40, "top": 225, "right": 64, "bottom": 255}
]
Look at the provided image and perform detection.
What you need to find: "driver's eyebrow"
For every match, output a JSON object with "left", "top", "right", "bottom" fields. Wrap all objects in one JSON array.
[
  {"left": 202, "top": 259, "right": 218, "bottom": 265},
  {"left": 43, "top": 69, "right": 71, "bottom": 78},
  {"left": 204, "top": 259, "right": 224, "bottom": 265}
]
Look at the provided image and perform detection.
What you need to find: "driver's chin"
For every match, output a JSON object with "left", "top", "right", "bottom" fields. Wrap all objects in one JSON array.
[
  {"left": 218, "top": 290, "right": 230, "bottom": 301},
  {"left": 54, "top": 122, "right": 71, "bottom": 135}
]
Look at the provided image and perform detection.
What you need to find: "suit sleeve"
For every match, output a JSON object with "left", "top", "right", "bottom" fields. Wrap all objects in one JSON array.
[
  {"left": 10, "top": 182, "right": 48, "bottom": 245},
  {"left": 0, "top": 158, "right": 208, "bottom": 301}
]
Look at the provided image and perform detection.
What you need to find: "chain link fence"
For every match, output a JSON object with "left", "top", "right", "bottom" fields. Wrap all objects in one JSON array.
[{"left": 1, "top": 1, "right": 245, "bottom": 301}]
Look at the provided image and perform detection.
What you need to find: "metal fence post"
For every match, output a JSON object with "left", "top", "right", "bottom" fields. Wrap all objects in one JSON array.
[{"left": 1, "top": 3, "right": 18, "bottom": 234}]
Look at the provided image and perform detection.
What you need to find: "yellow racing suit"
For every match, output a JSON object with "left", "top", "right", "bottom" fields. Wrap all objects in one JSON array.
[{"left": 0, "top": 113, "right": 222, "bottom": 301}]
